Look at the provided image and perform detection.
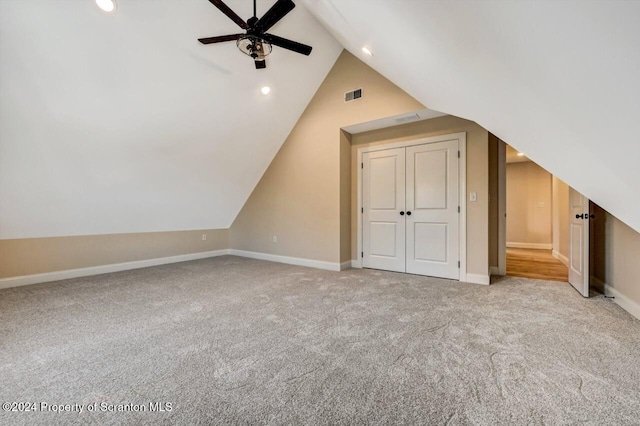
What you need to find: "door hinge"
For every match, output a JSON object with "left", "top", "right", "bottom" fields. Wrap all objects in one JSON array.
[
  {"left": 458, "top": 150, "right": 460, "bottom": 158},
  {"left": 361, "top": 251, "right": 364, "bottom": 258},
  {"left": 458, "top": 261, "right": 460, "bottom": 268},
  {"left": 361, "top": 207, "right": 363, "bottom": 213},
  {"left": 361, "top": 162, "right": 363, "bottom": 169},
  {"left": 458, "top": 206, "right": 460, "bottom": 213}
]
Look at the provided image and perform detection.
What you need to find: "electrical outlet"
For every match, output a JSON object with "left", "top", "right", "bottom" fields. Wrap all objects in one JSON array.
[
  {"left": 272, "top": 236, "right": 277, "bottom": 243},
  {"left": 202, "top": 233, "right": 207, "bottom": 241}
]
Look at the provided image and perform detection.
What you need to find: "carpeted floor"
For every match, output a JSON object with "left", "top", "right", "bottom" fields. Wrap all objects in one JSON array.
[{"left": 1, "top": 255, "right": 639, "bottom": 425}]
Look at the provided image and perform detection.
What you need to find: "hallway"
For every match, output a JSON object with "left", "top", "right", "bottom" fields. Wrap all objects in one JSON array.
[{"left": 506, "top": 248, "right": 568, "bottom": 282}]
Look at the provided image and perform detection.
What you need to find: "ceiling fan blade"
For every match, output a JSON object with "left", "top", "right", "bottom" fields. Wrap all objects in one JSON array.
[
  {"left": 262, "top": 33, "right": 312, "bottom": 56},
  {"left": 198, "top": 34, "right": 244, "bottom": 44},
  {"left": 255, "top": 0, "right": 295, "bottom": 32},
  {"left": 208, "top": 0, "right": 248, "bottom": 29},
  {"left": 255, "top": 59, "right": 267, "bottom": 69}
]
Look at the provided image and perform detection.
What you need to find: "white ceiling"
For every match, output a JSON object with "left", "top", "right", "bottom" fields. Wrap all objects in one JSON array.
[
  {"left": 342, "top": 108, "right": 447, "bottom": 135},
  {"left": 303, "top": 0, "right": 640, "bottom": 233},
  {"left": 0, "top": 0, "right": 342, "bottom": 238},
  {"left": 3, "top": 0, "right": 640, "bottom": 239}
]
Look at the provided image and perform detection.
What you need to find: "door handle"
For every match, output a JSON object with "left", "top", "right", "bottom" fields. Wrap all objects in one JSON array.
[
  {"left": 406, "top": 211, "right": 412, "bottom": 216},
  {"left": 576, "top": 213, "right": 594, "bottom": 219},
  {"left": 400, "top": 211, "right": 405, "bottom": 216}
]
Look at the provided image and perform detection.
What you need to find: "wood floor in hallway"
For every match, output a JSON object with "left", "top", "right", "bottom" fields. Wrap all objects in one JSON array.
[{"left": 506, "top": 248, "right": 569, "bottom": 282}]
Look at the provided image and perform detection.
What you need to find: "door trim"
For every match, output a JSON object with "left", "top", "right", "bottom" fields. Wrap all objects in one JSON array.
[
  {"left": 356, "top": 132, "right": 467, "bottom": 282},
  {"left": 497, "top": 140, "right": 507, "bottom": 275}
]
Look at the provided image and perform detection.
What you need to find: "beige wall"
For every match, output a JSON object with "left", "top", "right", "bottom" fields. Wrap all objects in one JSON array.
[
  {"left": 507, "top": 162, "right": 552, "bottom": 245},
  {"left": 340, "top": 131, "right": 352, "bottom": 262},
  {"left": 349, "top": 115, "right": 490, "bottom": 277},
  {"left": 0, "top": 229, "right": 228, "bottom": 278},
  {"left": 552, "top": 176, "right": 570, "bottom": 260},
  {"left": 605, "top": 213, "right": 640, "bottom": 314},
  {"left": 230, "top": 50, "right": 423, "bottom": 263}
]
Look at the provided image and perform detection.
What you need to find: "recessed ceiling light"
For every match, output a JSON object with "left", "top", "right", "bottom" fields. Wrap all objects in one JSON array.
[
  {"left": 96, "top": 0, "right": 116, "bottom": 12},
  {"left": 517, "top": 152, "right": 525, "bottom": 157},
  {"left": 261, "top": 86, "right": 271, "bottom": 95},
  {"left": 362, "top": 47, "right": 373, "bottom": 56}
]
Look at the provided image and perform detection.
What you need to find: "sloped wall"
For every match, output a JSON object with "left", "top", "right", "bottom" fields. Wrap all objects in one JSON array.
[
  {"left": 302, "top": 0, "right": 640, "bottom": 236},
  {"left": 230, "top": 50, "right": 423, "bottom": 263}
]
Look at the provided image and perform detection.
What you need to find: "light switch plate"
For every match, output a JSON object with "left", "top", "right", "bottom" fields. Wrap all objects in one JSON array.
[{"left": 470, "top": 192, "right": 477, "bottom": 202}]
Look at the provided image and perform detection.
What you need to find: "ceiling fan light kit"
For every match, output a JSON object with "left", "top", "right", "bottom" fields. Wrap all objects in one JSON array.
[{"left": 198, "top": 0, "right": 313, "bottom": 69}]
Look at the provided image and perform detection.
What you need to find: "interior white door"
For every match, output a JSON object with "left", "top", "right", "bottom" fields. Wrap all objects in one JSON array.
[
  {"left": 569, "top": 187, "right": 589, "bottom": 297},
  {"left": 405, "top": 140, "right": 459, "bottom": 279},
  {"left": 362, "top": 148, "right": 406, "bottom": 272}
]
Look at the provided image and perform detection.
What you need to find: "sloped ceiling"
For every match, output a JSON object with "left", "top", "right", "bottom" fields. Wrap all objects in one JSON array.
[
  {"left": 3, "top": 0, "right": 639, "bottom": 240},
  {"left": 303, "top": 0, "right": 640, "bottom": 233},
  {"left": 0, "top": 0, "right": 341, "bottom": 239}
]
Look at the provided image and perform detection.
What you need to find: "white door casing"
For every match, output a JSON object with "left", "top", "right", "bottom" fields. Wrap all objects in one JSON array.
[
  {"left": 362, "top": 148, "right": 406, "bottom": 272},
  {"left": 405, "top": 141, "right": 459, "bottom": 279},
  {"left": 569, "top": 187, "right": 589, "bottom": 297}
]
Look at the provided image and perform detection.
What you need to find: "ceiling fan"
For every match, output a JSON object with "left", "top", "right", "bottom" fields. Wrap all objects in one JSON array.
[{"left": 198, "top": 0, "right": 312, "bottom": 69}]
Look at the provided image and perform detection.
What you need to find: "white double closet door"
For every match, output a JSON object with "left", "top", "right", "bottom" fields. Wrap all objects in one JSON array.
[{"left": 362, "top": 140, "right": 459, "bottom": 279}]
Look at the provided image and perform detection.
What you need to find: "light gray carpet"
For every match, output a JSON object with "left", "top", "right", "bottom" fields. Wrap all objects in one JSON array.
[{"left": 1, "top": 256, "right": 639, "bottom": 425}]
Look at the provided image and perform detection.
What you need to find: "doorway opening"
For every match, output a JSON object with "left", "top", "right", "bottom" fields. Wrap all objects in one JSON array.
[
  {"left": 505, "top": 144, "right": 568, "bottom": 282},
  {"left": 490, "top": 136, "right": 607, "bottom": 297}
]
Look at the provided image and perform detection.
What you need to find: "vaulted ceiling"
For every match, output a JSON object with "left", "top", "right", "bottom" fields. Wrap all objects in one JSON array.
[
  {"left": 0, "top": 0, "right": 341, "bottom": 238},
  {"left": 303, "top": 0, "right": 640, "bottom": 233},
  {"left": 2, "top": 0, "right": 639, "bottom": 239}
]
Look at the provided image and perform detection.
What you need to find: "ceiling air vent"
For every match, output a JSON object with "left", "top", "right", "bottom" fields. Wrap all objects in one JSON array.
[
  {"left": 345, "top": 88, "right": 363, "bottom": 103},
  {"left": 395, "top": 113, "right": 421, "bottom": 124}
]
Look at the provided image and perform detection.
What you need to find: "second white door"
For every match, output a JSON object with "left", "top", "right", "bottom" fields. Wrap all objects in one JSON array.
[
  {"left": 363, "top": 140, "right": 459, "bottom": 279},
  {"left": 568, "top": 187, "right": 589, "bottom": 297}
]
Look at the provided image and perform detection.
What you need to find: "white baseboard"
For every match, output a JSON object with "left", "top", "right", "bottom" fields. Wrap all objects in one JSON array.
[
  {"left": 0, "top": 249, "right": 231, "bottom": 290},
  {"left": 465, "top": 273, "right": 490, "bottom": 285},
  {"left": 552, "top": 250, "right": 569, "bottom": 266},
  {"left": 507, "top": 242, "right": 553, "bottom": 250},
  {"left": 605, "top": 284, "right": 640, "bottom": 321},
  {"left": 229, "top": 249, "right": 342, "bottom": 272},
  {"left": 351, "top": 259, "right": 362, "bottom": 269}
]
